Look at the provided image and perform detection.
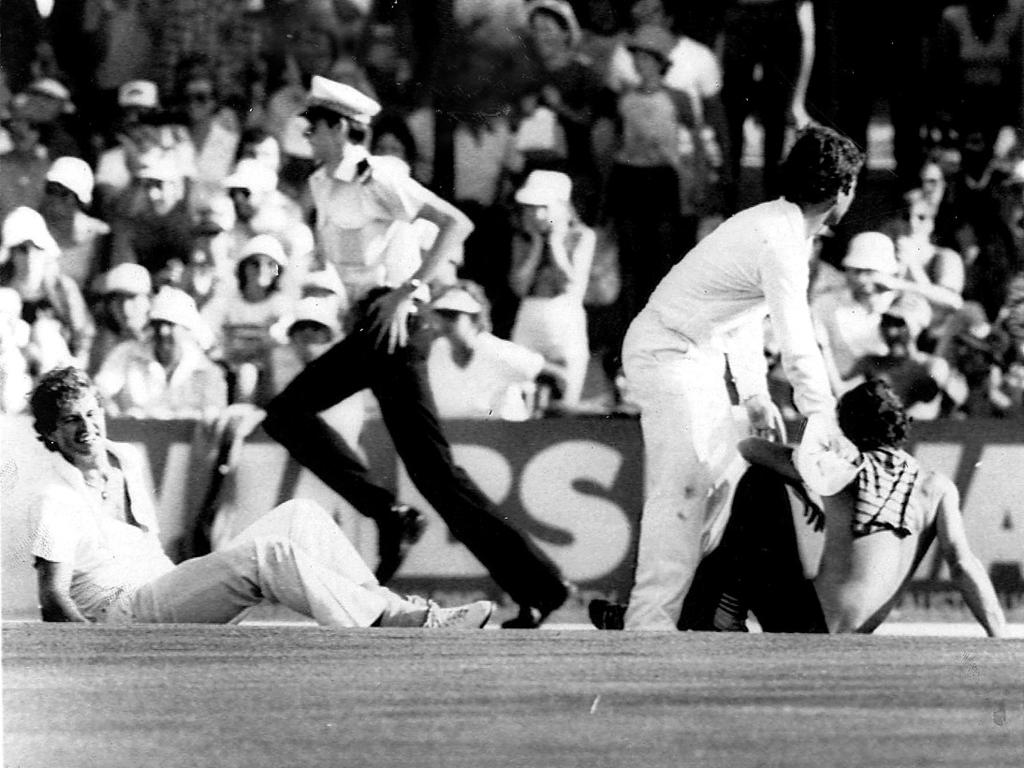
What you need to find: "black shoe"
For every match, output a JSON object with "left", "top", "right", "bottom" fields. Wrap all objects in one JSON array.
[
  {"left": 589, "top": 599, "right": 626, "bottom": 630},
  {"left": 501, "top": 581, "right": 574, "bottom": 629},
  {"left": 375, "top": 505, "right": 427, "bottom": 584}
]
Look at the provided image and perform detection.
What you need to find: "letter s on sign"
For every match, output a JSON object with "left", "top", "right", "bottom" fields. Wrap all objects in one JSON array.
[{"left": 520, "top": 440, "right": 631, "bottom": 582}]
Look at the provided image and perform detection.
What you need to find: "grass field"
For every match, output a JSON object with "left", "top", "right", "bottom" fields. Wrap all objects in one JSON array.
[{"left": 4, "top": 624, "right": 1022, "bottom": 768}]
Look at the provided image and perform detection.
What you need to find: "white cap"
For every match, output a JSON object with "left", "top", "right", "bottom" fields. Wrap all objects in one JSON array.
[
  {"left": 118, "top": 80, "right": 160, "bottom": 109},
  {"left": 100, "top": 264, "right": 152, "bottom": 296},
  {"left": 149, "top": 287, "right": 200, "bottom": 331},
  {"left": 288, "top": 297, "right": 341, "bottom": 336},
  {"left": 431, "top": 287, "right": 483, "bottom": 314},
  {"left": 842, "top": 232, "right": 899, "bottom": 274},
  {"left": 301, "top": 268, "right": 344, "bottom": 296},
  {"left": 239, "top": 234, "right": 288, "bottom": 267},
  {"left": 46, "top": 156, "right": 94, "bottom": 206},
  {"left": 303, "top": 75, "right": 381, "bottom": 125},
  {"left": 0, "top": 207, "right": 59, "bottom": 261},
  {"left": 515, "top": 170, "right": 572, "bottom": 207},
  {"left": 223, "top": 158, "right": 278, "bottom": 196},
  {"left": 136, "top": 151, "right": 183, "bottom": 182},
  {"left": 28, "top": 78, "right": 75, "bottom": 112}
]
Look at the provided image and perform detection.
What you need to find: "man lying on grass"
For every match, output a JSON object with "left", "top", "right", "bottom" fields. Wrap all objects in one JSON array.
[{"left": 24, "top": 366, "right": 493, "bottom": 629}]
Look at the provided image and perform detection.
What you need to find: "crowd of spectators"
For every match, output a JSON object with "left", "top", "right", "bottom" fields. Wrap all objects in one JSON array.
[{"left": 1, "top": 0, "right": 1022, "bottom": 429}]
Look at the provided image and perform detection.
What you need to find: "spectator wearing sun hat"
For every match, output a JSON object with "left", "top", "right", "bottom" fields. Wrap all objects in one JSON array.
[
  {"left": 0, "top": 206, "right": 94, "bottom": 371},
  {"left": 222, "top": 158, "right": 314, "bottom": 285},
  {"left": 94, "top": 286, "right": 227, "bottom": 419},
  {"left": 427, "top": 281, "right": 555, "bottom": 422},
  {"left": 508, "top": 170, "right": 594, "bottom": 408},
  {"left": 201, "top": 233, "right": 292, "bottom": 405},
  {"left": 38, "top": 156, "right": 111, "bottom": 289},
  {"left": 109, "top": 149, "right": 193, "bottom": 277},
  {"left": 86, "top": 263, "right": 152, "bottom": 375},
  {"left": 811, "top": 232, "right": 932, "bottom": 391},
  {"left": 20, "top": 78, "right": 86, "bottom": 159}
]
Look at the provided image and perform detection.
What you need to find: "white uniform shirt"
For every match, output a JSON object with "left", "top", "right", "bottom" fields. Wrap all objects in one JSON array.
[
  {"left": 634, "top": 198, "right": 835, "bottom": 417},
  {"left": 94, "top": 339, "right": 228, "bottom": 419},
  {"left": 427, "top": 333, "right": 545, "bottom": 421},
  {"left": 309, "top": 149, "right": 433, "bottom": 303},
  {"left": 26, "top": 442, "right": 175, "bottom": 620}
]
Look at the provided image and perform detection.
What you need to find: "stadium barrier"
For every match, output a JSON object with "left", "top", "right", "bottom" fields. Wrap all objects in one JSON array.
[{"left": 3, "top": 414, "right": 1022, "bottom": 619}]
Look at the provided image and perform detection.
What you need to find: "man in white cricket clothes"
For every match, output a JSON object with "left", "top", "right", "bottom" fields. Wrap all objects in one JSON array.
[{"left": 620, "top": 125, "right": 865, "bottom": 630}]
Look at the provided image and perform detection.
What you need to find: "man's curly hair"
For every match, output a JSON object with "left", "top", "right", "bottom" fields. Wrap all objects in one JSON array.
[
  {"left": 29, "top": 366, "right": 98, "bottom": 451},
  {"left": 837, "top": 378, "right": 910, "bottom": 451},
  {"left": 780, "top": 125, "right": 865, "bottom": 208}
]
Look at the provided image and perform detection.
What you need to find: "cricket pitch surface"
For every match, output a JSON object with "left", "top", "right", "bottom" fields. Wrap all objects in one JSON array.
[{"left": 4, "top": 624, "right": 1023, "bottom": 767}]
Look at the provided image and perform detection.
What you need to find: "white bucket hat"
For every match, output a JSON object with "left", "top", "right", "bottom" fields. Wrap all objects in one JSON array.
[
  {"left": 515, "top": 170, "right": 572, "bottom": 207},
  {"left": 149, "top": 287, "right": 200, "bottom": 331},
  {"left": 46, "top": 156, "right": 95, "bottom": 206},
  {"left": 0, "top": 207, "right": 59, "bottom": 263}
]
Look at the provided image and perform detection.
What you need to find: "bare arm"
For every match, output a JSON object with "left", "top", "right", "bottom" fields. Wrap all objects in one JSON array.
[
  {"left": 790, "top": 1, "right": 816, "bottom": 128},
  {"left": 935, "top": 481, "right": 1006, "bottom": 637},
  {"left": 36, "top": 558, "right": 89, "bottom": 622}
]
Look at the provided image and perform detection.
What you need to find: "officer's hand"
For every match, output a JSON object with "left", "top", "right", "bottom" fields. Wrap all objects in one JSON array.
[
  {"left": 369, "top": 289, "right": 416, "bottom": 353},
  {"left": 743, "top": 393, "right": 784, "bottom": 442}
]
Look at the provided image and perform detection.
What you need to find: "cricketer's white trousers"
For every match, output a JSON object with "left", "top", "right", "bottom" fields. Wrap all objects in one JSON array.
[
  {"left": 621, "top": 314, "right": 742, "bottom": 631},
  {"left": 511, "top": 294, "right": 590, "bottom": 406},
  {"left": 120, "top": 500, "right": 417, "bottom": 627}
]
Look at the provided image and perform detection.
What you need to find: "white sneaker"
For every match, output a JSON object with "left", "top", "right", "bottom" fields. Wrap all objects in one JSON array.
[{"left": 422, "top": 600, "right": 494, "bottom": 629}]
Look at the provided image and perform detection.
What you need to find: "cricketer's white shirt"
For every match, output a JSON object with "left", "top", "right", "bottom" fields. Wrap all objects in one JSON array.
[
  {"left": 631, "top": 198, "right": 835, "bottom": 417},
  {"left": 26, "top": 442, "right": 174, "bottom": 620}
]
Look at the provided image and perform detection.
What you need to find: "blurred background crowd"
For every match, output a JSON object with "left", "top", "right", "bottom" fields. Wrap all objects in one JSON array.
[{"left": 1, "top": 0, "right": 1022, "bottom": 430}]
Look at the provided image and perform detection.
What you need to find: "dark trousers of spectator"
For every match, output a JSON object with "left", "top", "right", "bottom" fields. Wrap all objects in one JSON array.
[
  {"left": 606, "top": 163, "right": 682, "bottom": 373},
  {"left": 262, "top": 293, "right": 569, "bottom": 615},
  {"left": 677, "top": 465, "right": 827, "bottom": 633},
  {"left": 720, "top": 4, "right": 802, "bottom": 210}
]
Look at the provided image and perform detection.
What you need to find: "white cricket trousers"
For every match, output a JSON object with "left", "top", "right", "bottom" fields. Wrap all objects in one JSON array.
[
  {"left": 511, "top": 294, "right": 590, "bottom": 406},
  {"left": 122, "top": 500, "right": 422, "bottom": 627},
  {"left": 621, "top": 314, "right": 742, "bottom": 630}
]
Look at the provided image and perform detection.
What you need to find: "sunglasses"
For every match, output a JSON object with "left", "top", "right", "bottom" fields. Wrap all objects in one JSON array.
[{"left": 186, "top": 91, "right": 214, "bottom": 104}]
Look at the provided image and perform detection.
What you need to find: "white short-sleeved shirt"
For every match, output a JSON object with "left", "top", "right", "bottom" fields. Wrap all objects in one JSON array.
[
  {"left": 810, "top": 289, "right": 891, "bottom": 379},
  {"left": 309, "top": 149, "right": 434, "bottom": 303},
  {"left": 27, "top": 443, "right": 175, "bottom": 620},
  {"left": 94, "top": 339, "right": 228, "bottom": 419},
  {"left": 427, "top": 333, "right": 545, "bottom": 421}
]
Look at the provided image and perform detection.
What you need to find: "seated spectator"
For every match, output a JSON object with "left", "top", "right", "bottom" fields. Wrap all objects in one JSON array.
[
  {"left": 236, "top": 127, "right": 281, "bottom": 174},
  {"left": 21, "top": 77, "right": 84, "bottom": 159},
  {"left": 173, "top": 60, "right": 240, "bottom": 203},
  {"left": 846, "top": 304, "right": 953, "bottom": 421},
  {"left": 812, "top": 232, "right": 932, "bottom": 391},
  {"left": 938, "top": 301, "right": 1015, "bottom": 418},
  {"left": 370, "top": 111, "right": 419, "bottom": 176},
  {"left": 86, "top": 263, "right": 152, "bottom": 376},
  {"left": 0, "top": 93, "right": 49, "bottom": 220},
  {"left": 94, "top": 286, "right": 227, "bottom": 419},
  {"left": 201, "top": 234, "right": 291, "bottom": 405},
  {"left": 39, "top": 157, "right": 111, "bottom": 290},
  {"left": 508, "top": 170, "right": 593, "bottom": 409},
  {"left": 179, "top": 195, "right": 237, "bottom": 311},
  {"left": 0, "top": 286, "right": 32, "bottom": 412},
  {"left": 427, "top": 282, "right": 561, "bottom": 421},
  {"left": 93, "top": 81, "right": 163, "bottom": 215},
  {"left": 0, "top": 206, "right": 93, "bottom": 372},
  {"left": 222, "top": 158, "right": 314, "bottom": 281},
  {"left": 109, "top": 151, "right": 194, "bottom": 277},
  {"left": 25, "top": 366, "right": 494, "bottom": 629}
]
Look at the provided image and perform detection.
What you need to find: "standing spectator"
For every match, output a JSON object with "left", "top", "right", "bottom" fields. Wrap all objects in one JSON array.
[
  {"left": 608, "top": 25, "right": 706, "bottom": 335},
  {"left": 261, "top": 77, "right": 570, "bottom": 626},
  {"left": 39, "top": 157, "right": 110, "bottom": 291},
  {"left": 508, "top": 170, "right": 593, "bottom": 409},
  {"left": 86, "top": 263, "right": 151, "bottom": 376},
  {"left": 0, "top": 206, "right": 93, "bottom": 372},
  {"left": 94, "top": 286, "right": 227, "bottom": 419},
  {"left": 427, "top": 281, "right": 553, "bottom": 422},
  {"left": 519, "top": 0, "right": 605, "bottom": 222},
  {"left": 0, "top": 94, "right": 48, "bottom": 221},
  {"left": 719, "top": 0, "right": 816, "bottom": 209}
]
